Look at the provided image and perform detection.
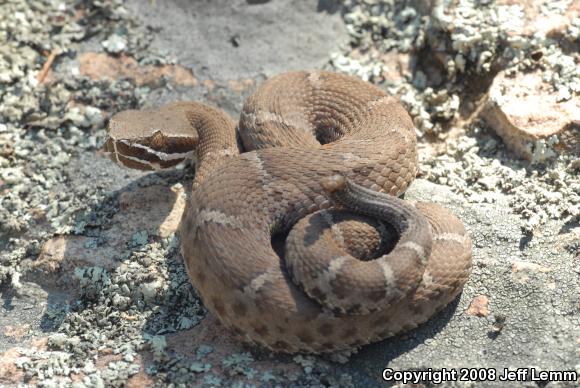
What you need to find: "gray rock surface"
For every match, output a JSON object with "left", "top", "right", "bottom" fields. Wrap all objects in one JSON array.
[{"left": 125, "top": 0, "right": 347, "bottom": 81}]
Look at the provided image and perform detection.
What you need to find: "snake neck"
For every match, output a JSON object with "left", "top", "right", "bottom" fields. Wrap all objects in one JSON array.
[{"left": 181, "top": 103, "right": 242, "bottom": 188}]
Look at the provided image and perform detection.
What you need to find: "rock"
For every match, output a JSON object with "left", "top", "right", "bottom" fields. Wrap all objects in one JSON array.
[
  {"left": 0, "top": 338, "right": 48, "bottom": 385},
  {"left": 379, "top": 50, "right": 412, "bottom": 84},
  {"left": 227, "top": 78, "right": 256, "bottom": 94},
  {"left": 511, "top": 259, "right": 553, "bottom": 284},
  {"left": 0, "top": 346, "right": 25, "bottom": 384},
  {"left": 102, "top": 34, "right": 128, "bottom": 54},
  {"left": 511, "top": 260, "right": 552, "bottom": 273},
  {"left": 497, "top": 0, "right": 579, "bottom": 38},
  {"left": 467, "top": 295, "right": 490, "bottom": 317},
  {"left": 117, "top": 183, "right": 186, "bottom": 239},
  {"left": 35, "top": 235, "right": 118, "bottom": 276},
  {"left": 79, "top": 53, "right": 198, "bottom": 88},
  {"left": 124, "top": 0, "right": 348, "bottom": 82},
  {"left": 480, "top": 67, "right": 579, "bottom": 162},
  {"left": 2, "top": 325, "right": 31, "bottom": 342},
  {"left": 31, "top": 183, "right": 185, "bottom": 285}
]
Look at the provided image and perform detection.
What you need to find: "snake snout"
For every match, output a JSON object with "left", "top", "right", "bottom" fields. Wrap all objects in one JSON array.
[{"left": 321, "top": 174, "right": 347, "bottom": 193}]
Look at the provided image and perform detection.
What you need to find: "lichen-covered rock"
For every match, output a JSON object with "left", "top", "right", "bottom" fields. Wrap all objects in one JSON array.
[
  {"left": 481, "top": 67, "right": 579, "bottom": 162},
  {"left": 497, "top": 0, "right": 580, "bottom": 38}
]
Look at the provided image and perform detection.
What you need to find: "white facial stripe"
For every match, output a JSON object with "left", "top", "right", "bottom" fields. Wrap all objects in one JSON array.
[
  {"left": 118, "top": 139, "right": 194, "bottom": 161},
  {"left": 114, "top": 149, "right": 159, "bottom": 170},
  {"left": 110, "top": 137, "right": 121, "bottom": 165}
]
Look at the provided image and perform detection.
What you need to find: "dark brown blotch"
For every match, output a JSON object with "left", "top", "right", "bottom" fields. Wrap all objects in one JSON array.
[
  {"left": 230, "top": 326, "right": 244, "bottom": 338},
  {"left": 367, "top": 289, "right": 387, "bottom": 303},
  {"left": 346, "top": 304, "right": 363, "bottom": 315},
  {"left": 401, "top": 322, "right": 416, "bottom": 332},
  {"left": 297, "top": 330, "right": 314, "bottom": 345},
  {"left": 431, "top": 288, "right": 445, "bottom": 300},
  {"left": 272, "top": 340, "right": 291, "bottom": 351},
  {"left": 342, "top": 326, "right": 357, "bottom": 339},
  {"left": 351, "top": 339, "right": 365, "bottom": 347},
  {"left": 252, "top": 323, "right": 269, "bottom": 337},
  {"left": 211, "top": 297, "right": 225, "bottom": 315},
  {"left": 452, "top": 279, "right": 464, "bottom": 289},
  {"left": 232, "top": 300, "right": 248, "bottom": 317},
  {"left": 371, "top": 317, "right": 386, "bottom": 328},
  {"left": 377, "top": 329, "right": 394, "bottom": 338},
  {"left": 195, "top": 270, "right": 206, "bottom": 285},
  {"left": 253, "top": 295, "right": 270, "bottom": 314},
  {"left": 309, "top": 286, "right": 326, "bottom": 302},
  {"left": 409, "top": 302, "right": 424, "bottom": 316},
  {"left": 317, "top": 323, "right": 334, "bottom": 337},
  {"left": 330, "top": 281, "right": 349, "bottom": 300},
  {"left": 319, "top": 342, "right": 336, "bottom": 351}
]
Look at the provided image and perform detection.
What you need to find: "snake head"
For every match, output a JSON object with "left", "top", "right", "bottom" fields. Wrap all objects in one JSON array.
[{"left": 104, "top": 103, "right": 199, "bottom": 171}]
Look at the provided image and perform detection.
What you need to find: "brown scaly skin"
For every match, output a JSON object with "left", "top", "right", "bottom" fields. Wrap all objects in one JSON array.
[{"left": 105, "top": 71, "right": 472, "bottom": 354}]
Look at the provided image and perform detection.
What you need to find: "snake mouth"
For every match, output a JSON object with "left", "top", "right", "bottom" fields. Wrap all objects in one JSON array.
[{"left": 103, "top": 134, "right": 196, "bottom": 171}]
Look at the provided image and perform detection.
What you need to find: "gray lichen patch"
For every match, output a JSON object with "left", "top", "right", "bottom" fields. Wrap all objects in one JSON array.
[
  {"left": 331, "top": 0, "right": 579, "bottom": 234},
  {"left": 332, "top": 0, "right": 578, "bottom": 137},
  {"left": 1, "top": 0, "right": 202, "bottom": 385},
  {"left": 420, "top": 124, "right": 579, "bottom": 234}
]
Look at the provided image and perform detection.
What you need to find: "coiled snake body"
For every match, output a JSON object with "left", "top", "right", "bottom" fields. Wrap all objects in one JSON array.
[{"left": 105, "top": 71, "right": 472, "bottom": 353}]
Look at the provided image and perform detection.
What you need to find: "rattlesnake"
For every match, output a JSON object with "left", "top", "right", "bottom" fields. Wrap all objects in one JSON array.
[{"left": 104, "top": 71, "right": 472, "bottom": 353}]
